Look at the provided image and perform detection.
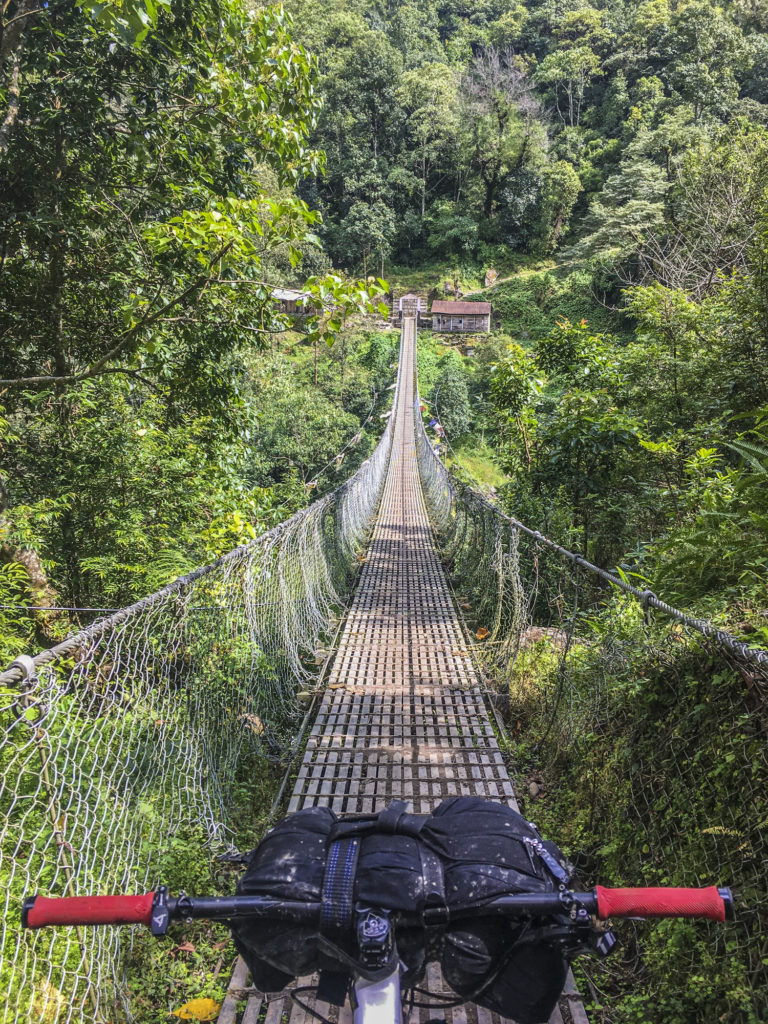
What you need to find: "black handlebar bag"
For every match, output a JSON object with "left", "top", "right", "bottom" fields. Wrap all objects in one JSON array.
[
  {"left": 231, "top": 797, "right": 573, "bottom": 1024},
  {"left": 423, "top": 798, "right": 571, "bottom": 1023}
]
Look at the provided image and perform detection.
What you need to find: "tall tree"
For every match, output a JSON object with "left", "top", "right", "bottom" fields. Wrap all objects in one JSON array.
[
  {"left": 0, "top": 0, "right": 44, "bottom": 156},
  {"left": 460, "top": 48, "right": 545, "bottom": 220},
  {"left": 398, "top": 63, "right": 458, "bottom": 219},
  {"left": 534, "top": 5, "right": 611, "bottom": 128},
  {"left": 0, "top": 1, "right": 326, "bottom": 398},
  {"left": 0, "top": 0, "right": 385, "bottom": 619},
  {"left": 564, "top": 134, "right": 669, "bottom": 262},
  {"left": 663, "top": 0, "right": 746, "bottom": 122}
]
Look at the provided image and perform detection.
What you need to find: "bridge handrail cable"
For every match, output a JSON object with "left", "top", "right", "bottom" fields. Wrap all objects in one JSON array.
[{"left": 410, "top": 327, "right": 768, "bottom": 677}]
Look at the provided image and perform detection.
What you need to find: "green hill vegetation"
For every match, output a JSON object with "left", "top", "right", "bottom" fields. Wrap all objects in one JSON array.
[{"left": 4, "top": 0, "right": 767, "bottom": 650}]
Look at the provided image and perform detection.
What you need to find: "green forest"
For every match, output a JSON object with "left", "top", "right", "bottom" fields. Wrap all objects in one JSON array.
[
  {"left": 3, "top": 0, "right": 768, "bottom": 656},
  {"left": 2, "top": 0, "right": 768, "bottom": 1021}
]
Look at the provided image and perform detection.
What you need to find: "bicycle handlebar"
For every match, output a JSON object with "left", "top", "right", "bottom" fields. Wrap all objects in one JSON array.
[
  {"left": 595, "top": 885, "right": 731, "bottom": 922},
  {"left": 23, "top": 893, "right": 156, "bottom": 929},
  {"left": 22, "top": 886, "right": 734, "bottom": 931}
]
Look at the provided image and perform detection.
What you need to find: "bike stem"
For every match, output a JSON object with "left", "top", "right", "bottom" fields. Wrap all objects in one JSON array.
[{"left": 353, "top": 971, "right": 402, "bottom": 1024}]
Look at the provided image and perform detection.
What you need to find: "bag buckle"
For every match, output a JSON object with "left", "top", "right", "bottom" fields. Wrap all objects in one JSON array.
[{"left": 355, "top": 906, "right": 393, "bottom": 970}]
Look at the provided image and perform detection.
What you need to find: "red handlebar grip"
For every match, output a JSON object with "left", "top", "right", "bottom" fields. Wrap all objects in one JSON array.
[
  {"left": 595, "top": 885, "right": 727, "bottom": 922},
  {"left": 23, "top": 893, "right": 155, "bottom": 929}
]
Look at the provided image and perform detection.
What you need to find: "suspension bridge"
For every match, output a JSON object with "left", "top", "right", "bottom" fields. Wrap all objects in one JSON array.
[
  {"left": 1, "top": 319, "right": 767, "bottom": 1024},
  {"left": 213, "top": 318, "right": 580, "bottom": 1024}
]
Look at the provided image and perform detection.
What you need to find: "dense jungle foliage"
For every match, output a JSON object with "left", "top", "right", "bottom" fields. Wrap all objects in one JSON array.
[
  {"left": 5, "top": 0, "right": 767, "bottom": 654},
  {"left": 0, "top": 0, "right": 393, "bottom": 661},
  {"left": 277, "top": 0, "right": 768, "bottom": 635},
  {"left": 2, "top": 0, "right": 768, "bottom": 1021}
]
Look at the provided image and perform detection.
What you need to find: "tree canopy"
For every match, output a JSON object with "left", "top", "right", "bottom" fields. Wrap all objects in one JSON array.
[{"left": 0, "top": 0, "right": 386, "bottom": 645}]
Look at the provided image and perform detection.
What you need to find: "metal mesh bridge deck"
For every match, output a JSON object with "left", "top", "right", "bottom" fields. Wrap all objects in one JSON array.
[{"left": 217, "top": 320, "right": 587, "bottom": 1024}]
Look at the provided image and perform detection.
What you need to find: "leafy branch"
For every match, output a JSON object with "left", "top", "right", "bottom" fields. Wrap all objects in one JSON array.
[{"left": 0, "top": 242, "right": 234, "bottom": 387}]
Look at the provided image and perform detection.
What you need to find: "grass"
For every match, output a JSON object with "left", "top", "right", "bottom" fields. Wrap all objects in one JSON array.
[
  {"left": 461, "top": 257, "right": 558, "bottom": 297},
  {"left": 383, "top": 260, "right": 485, "bottom": 296},
  {"left": 446, "top": 443, "right": 509, "bottom": 494},
  {"left": 475, "top": 264, "right": 630, "bottom": 342}
]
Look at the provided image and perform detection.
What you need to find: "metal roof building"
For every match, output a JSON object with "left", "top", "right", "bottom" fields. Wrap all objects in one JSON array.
[{"left": 431, "top": 300, "right": 492, "bottom": 333}]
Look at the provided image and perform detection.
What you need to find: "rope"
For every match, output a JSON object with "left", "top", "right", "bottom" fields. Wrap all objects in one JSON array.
[
  {"left": 0, "top": 605, "right": 120, "bottom": 613},
  {"left": 0, "top": 430, "right": 395, "bottom": 689}
]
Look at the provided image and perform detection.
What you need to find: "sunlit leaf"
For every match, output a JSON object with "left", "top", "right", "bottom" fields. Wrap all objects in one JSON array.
[{"left": 172, "top": 997, "right": 222, "bottom": 1021}]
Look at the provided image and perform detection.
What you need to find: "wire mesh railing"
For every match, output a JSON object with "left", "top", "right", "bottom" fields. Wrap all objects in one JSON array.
[
  {"left": 413, "top": 356, "right": 768, "bottom": 1021},
  {"left": 0, "top": 349, "right": 402, "bottom": 1023}
]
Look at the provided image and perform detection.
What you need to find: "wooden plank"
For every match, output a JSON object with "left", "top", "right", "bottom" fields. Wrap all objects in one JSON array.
[
  {"left": 217, "top": 957, "right": 249, "bottom": 1024},
  {"left": 241, "top": 995, "right": 264, "bottom": 1024},
  {"left": 264, "top": 996, "right": 287, "bottom": 1024}
]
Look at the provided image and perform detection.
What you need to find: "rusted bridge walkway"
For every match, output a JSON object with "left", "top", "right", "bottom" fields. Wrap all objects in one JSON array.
[{"left": 218, "top": 320, "right": 586, "bottom": 1024}]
